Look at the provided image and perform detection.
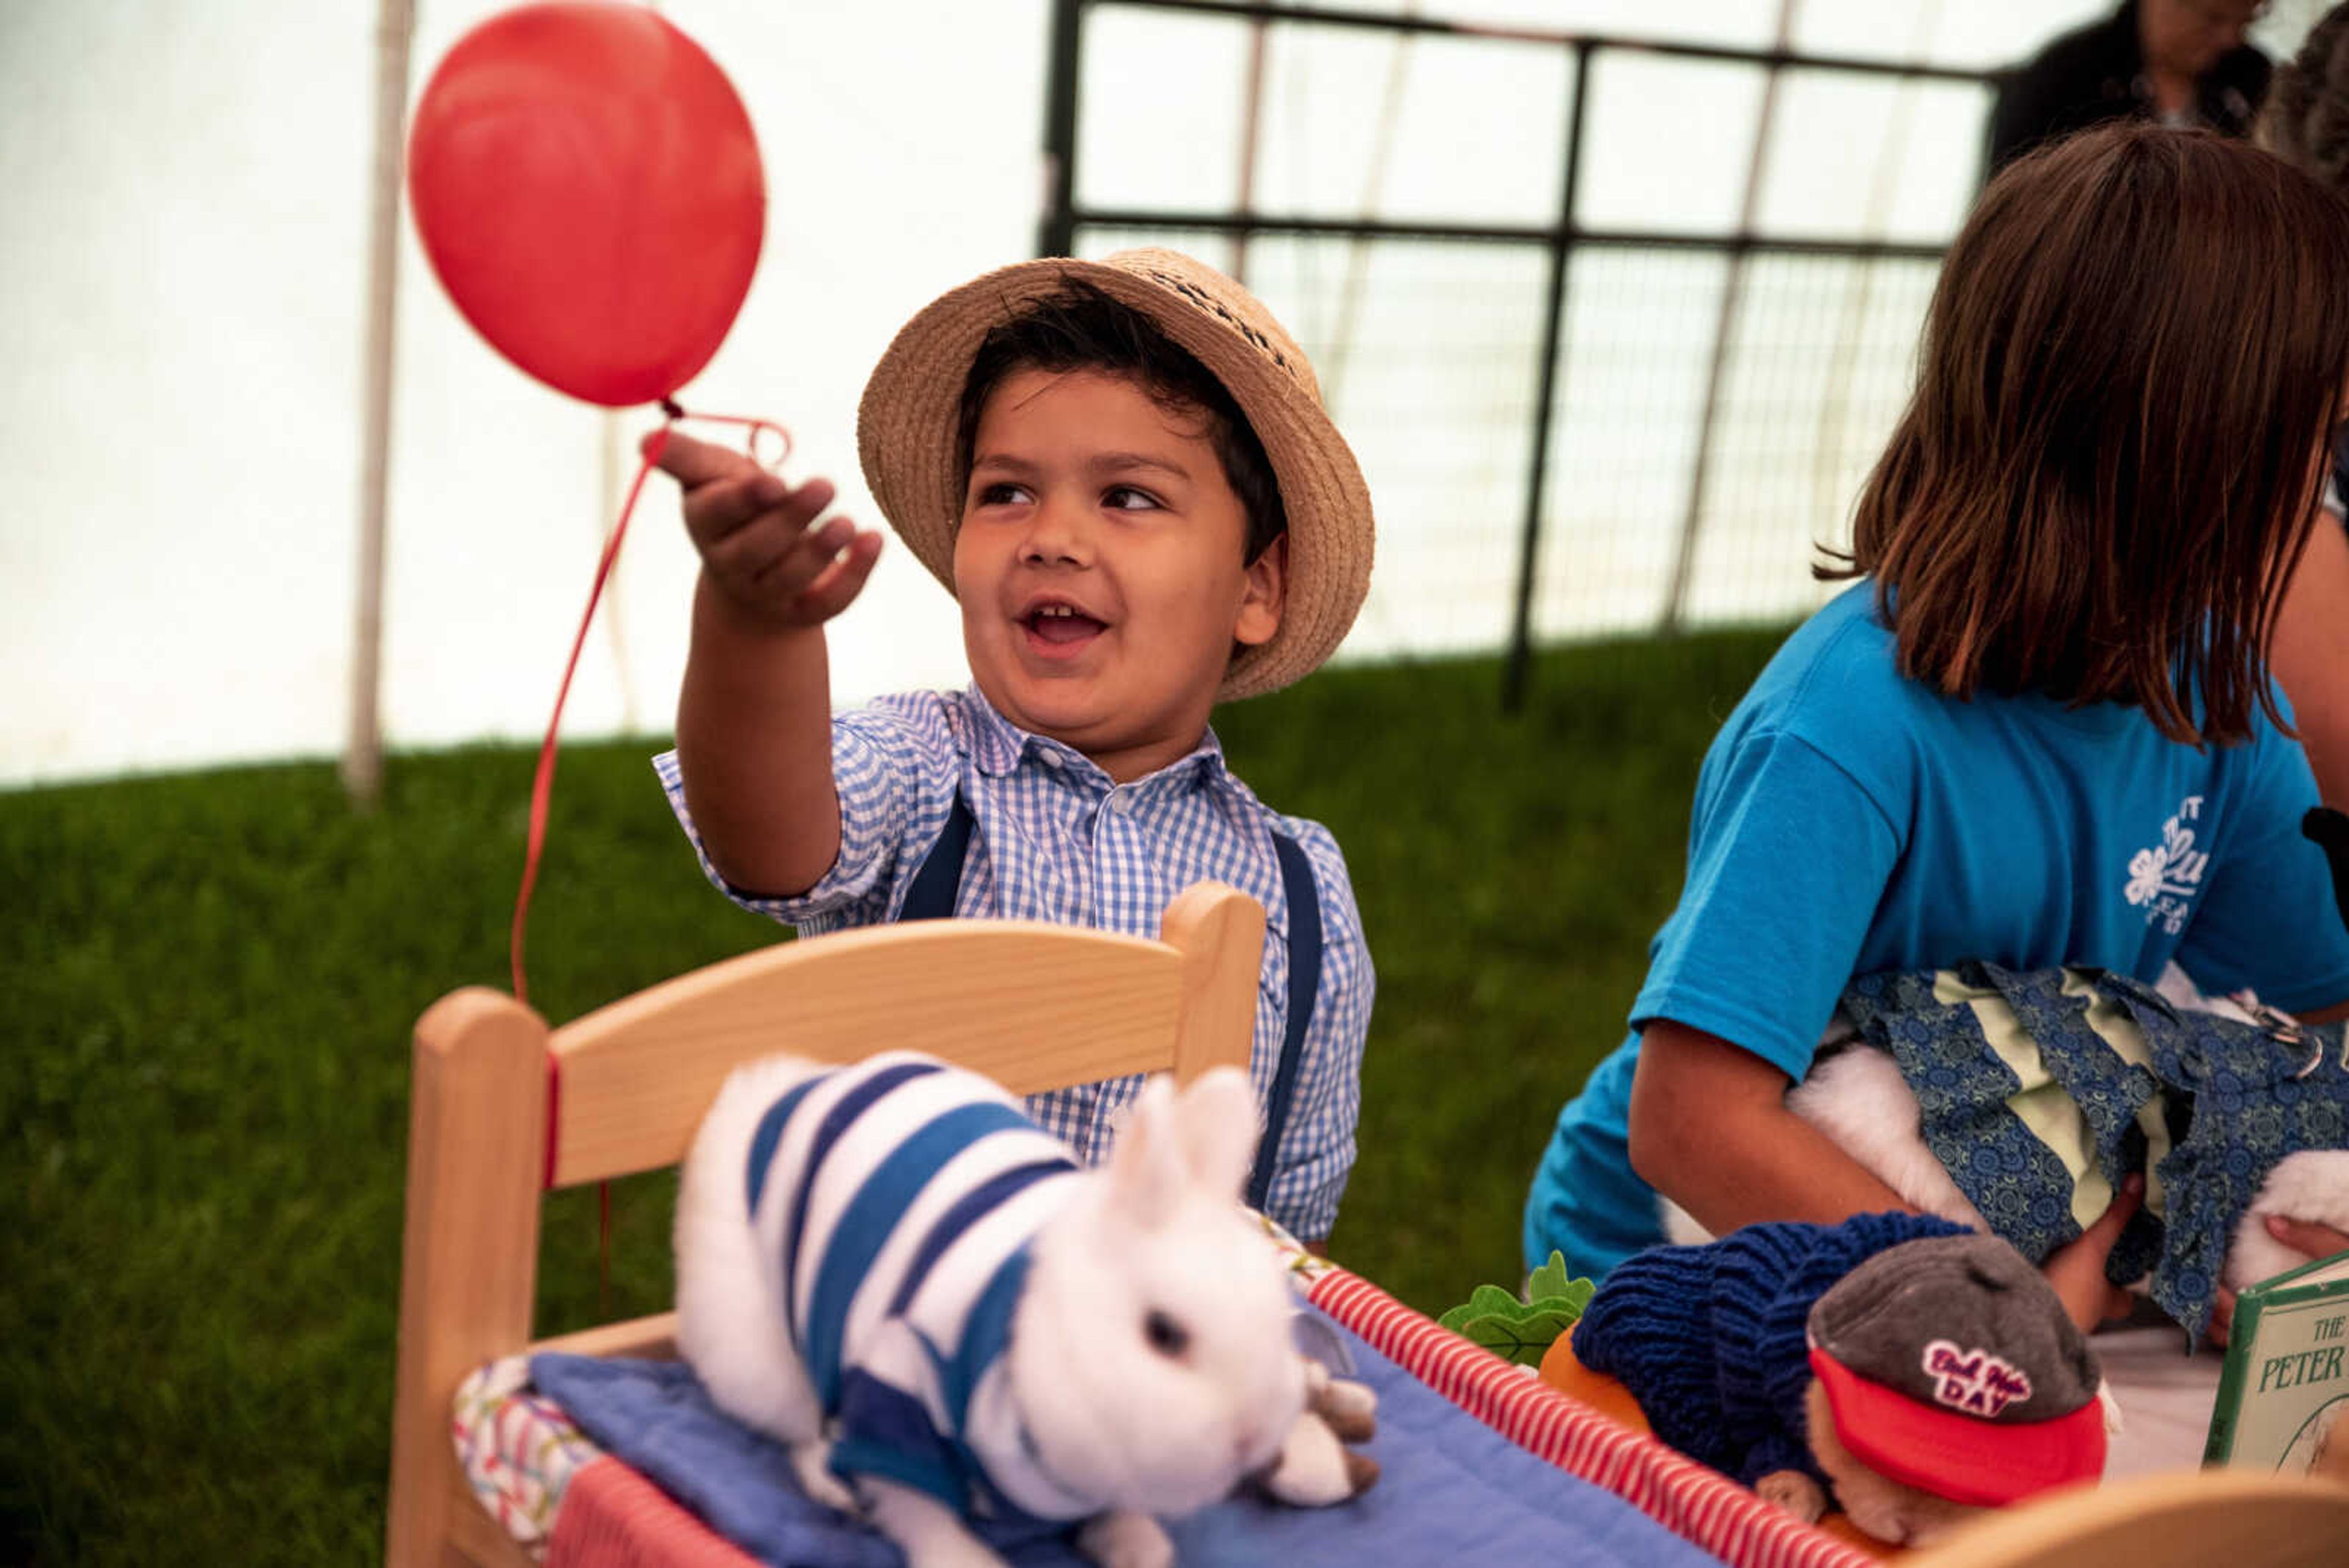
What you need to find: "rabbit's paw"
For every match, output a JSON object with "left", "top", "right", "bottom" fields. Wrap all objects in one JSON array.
[
  {"left": 1255, "top": 1400, "right": 1379, "bottom": 1506},
  {"left": 1307, "top": 1364, "right": 1378, "bottom": 1445},
  {"left": 1077, "top": 1509, "right": 1173, "bottom": 1568},
  {"left": 864, "top": 1479, "right": 1010, "bottom": 1568},
  {"left": 788, "top": 1440, "right": 858, "bottom": 1514},
  {"left": 1756, "top": 1469, "right": 1828, "bottom": 1523}
]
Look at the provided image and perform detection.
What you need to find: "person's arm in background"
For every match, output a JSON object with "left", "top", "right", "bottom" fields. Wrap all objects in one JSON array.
[
  {"left": 659, "top": 432, "right": 884, "bottom": 897},
  {"left": 2272, "top": 513, "right": 2349, "bottom": 810}
]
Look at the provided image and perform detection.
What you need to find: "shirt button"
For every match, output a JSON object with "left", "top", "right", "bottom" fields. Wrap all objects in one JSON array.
[
  {"left": 1107, "top": 791, "right": 1132, "bottom": 815},
  {"left": 1037, "top": 750, "right": 1063, "bottom": 770}
]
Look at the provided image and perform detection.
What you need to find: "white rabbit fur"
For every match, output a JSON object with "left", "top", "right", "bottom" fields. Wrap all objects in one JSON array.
[
  {"left": 675, "top": 1052, "right": 1308, "bottom": 1568},
  {"left": 1661, "top": 1041, "right": 2349, "bottom": 1298}
]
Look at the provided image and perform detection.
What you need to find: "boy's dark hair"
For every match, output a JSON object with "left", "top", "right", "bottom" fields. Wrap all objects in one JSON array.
[
  {"left": 1821, "top": 122, "right": 2349, "bottom": 745},
  {"left": 2262, "top": 3, "right": 2349, "bottom": 191},
  {"left": 954, "top": 279, "right": 1288, "bottom": 562}
]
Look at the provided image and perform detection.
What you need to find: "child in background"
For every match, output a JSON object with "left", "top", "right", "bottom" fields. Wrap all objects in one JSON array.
[
  {"left": 2263, "top": 6, "right": 2349, "bottom": 814},
  {"left": 651, "top": 251, "right": 1376, "bottom": 1246},
  {"left": 1523, "top": 124, "right": 2349, "bottom": 1317}
]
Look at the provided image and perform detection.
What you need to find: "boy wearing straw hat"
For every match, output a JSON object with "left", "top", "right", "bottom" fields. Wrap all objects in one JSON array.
[{"left": 649, "top": 250, "right": 1378, "bottom": 1246}]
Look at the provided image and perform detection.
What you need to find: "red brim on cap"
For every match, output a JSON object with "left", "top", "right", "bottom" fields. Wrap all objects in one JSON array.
[{"left": 1808, "top": 1346, "right": 2106, "bottom": 1507}]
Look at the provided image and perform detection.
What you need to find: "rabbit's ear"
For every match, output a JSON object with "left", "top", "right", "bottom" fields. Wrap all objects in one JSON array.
[
  {"left": 1105, "top": 1075, "right": 1190, "bottom": 1228},
  {"left": 1173, "top": 1067, "right": 1258, "bottom": 1202}
]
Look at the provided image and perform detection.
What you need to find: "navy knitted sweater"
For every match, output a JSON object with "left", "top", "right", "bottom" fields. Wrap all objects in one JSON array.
[{"left": 1572, "top": 1213, "right": 1969, "bottom": 1486}]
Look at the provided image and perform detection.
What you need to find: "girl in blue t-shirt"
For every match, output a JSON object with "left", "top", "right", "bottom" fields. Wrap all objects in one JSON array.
[{"left": 1524, "top": 122, "right": 2349, "bottom": 1325}]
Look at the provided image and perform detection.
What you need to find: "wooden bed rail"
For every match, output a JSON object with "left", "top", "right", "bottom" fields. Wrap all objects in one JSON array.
[{"left": 385, "top": 880, "right": 1265, "bottom": 1568}]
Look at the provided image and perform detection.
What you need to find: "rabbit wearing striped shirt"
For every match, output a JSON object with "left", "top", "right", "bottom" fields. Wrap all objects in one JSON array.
[{"left": 676, "top": 1050, "right": 1323, "bottom": 1568}]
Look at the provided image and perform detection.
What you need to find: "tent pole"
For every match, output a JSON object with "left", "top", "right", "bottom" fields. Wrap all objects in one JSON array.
[
  {"left": 1660, "top": 0, "right": 1800, "bottom": 634},
  {"left": 343, "top": 0, "right": 415, "bottom": 809}
]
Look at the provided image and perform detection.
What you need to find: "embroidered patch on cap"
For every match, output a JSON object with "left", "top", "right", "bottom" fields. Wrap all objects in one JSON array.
[{"left": 1921, "top": 1339, "right": 2033, "bottom": 1417}]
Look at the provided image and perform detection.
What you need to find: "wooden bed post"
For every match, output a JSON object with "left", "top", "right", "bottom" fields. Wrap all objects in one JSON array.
[
  {"left": 1163, "top": 881, "right": 1264, "bottom": 1081},
  {"left": 385, "top": 987, "right": 551, "bottom": 1568}
]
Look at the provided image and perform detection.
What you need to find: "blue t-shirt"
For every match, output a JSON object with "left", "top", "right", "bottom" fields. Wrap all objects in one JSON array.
[{"left": 1523, "top": 584, "right": 2349, "bottom": 1282}]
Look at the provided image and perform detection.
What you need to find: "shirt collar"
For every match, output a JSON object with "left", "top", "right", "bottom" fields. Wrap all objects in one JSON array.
[{"left": 961, "top": 685, "right": 1231, "bottom": 795}]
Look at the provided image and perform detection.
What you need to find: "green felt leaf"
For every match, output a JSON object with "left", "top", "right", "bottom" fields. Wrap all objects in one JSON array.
[
  {"left": 1530, "top": 1277, "right": 1596, "bottom": 1317},
  {"left": 1454, "top": 1304, "right": 1586, "bottom": 1365},
  {"left": 1524, "top": 1251, "right": 1575, "bottom": 1302},
  {"left": 1437, "top": 1260, "right": 1598, "bottom": 1347},
  {"left": 1467, "top": 1282, "right": 1521, "bottom": 1315},
  {"left": 1438, "top": 1285, "right": 1521, "bottom": 1331}
]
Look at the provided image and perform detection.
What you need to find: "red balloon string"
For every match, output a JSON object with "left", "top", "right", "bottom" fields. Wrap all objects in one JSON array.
[
  {"left": 661, "top": 400, "right": 794, "bottom": 470},
  {"left": 507, "top": 401, "right": 790, "bottom": 1320},
  {"left": 510, "top": 428, "right": 671, "bottom": 1006},
  {"left": 507, "top": 401, "right": 793, "bottom": 1009}
]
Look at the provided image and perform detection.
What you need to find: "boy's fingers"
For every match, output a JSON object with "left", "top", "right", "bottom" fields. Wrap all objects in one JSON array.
[
  {"left": 792, "top": 530, "right": 883, "bottom": 622},
  {"left": 685, "top": 474, "right": 835, "bottom": 552},
  {"left": 749, "top": 516, "right": 859, "bottom": 596},
  {"left": 700, "top": 516, "right": 790, "bottom": 585},
  {"left": 648, "top": 428, "right": 760, "bottom": 489},
  {"left": 702, "top": 507, "right": 835, "bottom": 587}
]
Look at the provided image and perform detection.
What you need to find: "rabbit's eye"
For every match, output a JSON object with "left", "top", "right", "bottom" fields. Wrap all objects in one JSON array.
[{"left": 1143, "top": 1309, "right": 1190, "bottom": 1359}]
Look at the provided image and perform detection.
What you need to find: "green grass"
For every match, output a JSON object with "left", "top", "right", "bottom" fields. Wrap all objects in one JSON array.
[{"left": 0, "top": 626, "right": 1787, "bottom": 1566}]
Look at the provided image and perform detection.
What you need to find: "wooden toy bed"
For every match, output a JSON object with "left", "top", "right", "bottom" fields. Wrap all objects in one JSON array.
[{"left": 385, "top": 882, "right": 2349, "bottom": 1568}]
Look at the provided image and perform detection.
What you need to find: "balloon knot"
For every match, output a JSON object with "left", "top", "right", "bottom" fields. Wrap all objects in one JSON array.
[{"left": 659, "top": 397, "right": 685, "bottom": 422}]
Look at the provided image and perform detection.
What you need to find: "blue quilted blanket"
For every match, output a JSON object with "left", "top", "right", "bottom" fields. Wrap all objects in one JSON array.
[{"left": 532, "top": 1307, "right": 1724, "bottom": 1567}]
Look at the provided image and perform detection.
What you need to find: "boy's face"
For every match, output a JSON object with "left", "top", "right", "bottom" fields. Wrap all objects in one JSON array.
[{"left": 954, "top": 368, "right": 1284, "bottom": 783}]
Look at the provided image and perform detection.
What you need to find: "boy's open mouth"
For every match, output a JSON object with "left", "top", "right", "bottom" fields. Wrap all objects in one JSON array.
[{"left": 1022, "top": 601, "right": 1107, "bottom": 654}]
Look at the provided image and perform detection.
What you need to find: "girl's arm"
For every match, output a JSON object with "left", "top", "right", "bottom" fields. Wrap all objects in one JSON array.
[
  {"left": 1626, "top": 1020, "right": 1909, "bottom": 1229},
  {"left": 2273, "top": 513, "right": 2349, "bottom": 808}
]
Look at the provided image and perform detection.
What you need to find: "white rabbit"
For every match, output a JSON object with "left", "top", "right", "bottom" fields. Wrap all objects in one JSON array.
[{"left": 675, "top": 1050, "right": 1311, "bottom": 1568}]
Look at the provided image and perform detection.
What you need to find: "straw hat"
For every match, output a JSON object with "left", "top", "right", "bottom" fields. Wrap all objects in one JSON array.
[{"left": 855, "top": 248, "right": 1375, "bottom": 701}]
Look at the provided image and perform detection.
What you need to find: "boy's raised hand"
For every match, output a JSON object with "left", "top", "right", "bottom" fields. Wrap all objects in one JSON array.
[{"left": 651, "top": 429, "right": 883, "bottom": 630}]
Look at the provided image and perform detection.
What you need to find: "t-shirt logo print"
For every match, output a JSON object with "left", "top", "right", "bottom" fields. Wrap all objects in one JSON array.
[{"left": 2124, "top": 795, "right": 2209, "bottom": 936}]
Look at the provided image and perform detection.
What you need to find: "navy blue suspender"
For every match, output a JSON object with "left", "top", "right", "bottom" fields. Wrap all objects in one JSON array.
[
  {"left": 896, "top": 791, "right": 976, "bottom": 929},
  {"left": 1250, "top": 833, "right": 1322, "bottom": 1212},
  {"left": 896, "top": 792, "right": 1323, "bottom": 1211}
]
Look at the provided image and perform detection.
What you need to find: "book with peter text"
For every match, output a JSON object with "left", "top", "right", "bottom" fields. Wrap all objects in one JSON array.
[{"left": 2204, "top": 1246, "right": 2349, "bottom": 1474}]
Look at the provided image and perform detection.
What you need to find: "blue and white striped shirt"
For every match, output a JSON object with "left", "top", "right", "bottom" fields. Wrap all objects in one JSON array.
[
  {"left": 741, "top": 1050, "right": 1094, "bottom": 1518},
  {"left": 655, "top": 685, "right": 1373, "bottom": 1239}
]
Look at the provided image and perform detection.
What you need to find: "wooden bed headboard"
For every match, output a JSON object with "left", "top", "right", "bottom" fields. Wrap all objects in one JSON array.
[{"left": 385, "top": 879, "right": 1266, "bottom": 1568}]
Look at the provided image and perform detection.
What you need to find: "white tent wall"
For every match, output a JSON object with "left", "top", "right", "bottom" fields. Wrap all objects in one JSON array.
[
  {"left": 2, "top": 0, "right": 1059, "bottom": 788},
  {"left": 2, "top": 1, "right": 2322, "bottom": 788}
]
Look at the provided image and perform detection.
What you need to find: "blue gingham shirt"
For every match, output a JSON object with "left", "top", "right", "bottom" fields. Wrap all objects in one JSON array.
[{"left": 653, "top": 686, "right": 1374, "bottom": 1239}]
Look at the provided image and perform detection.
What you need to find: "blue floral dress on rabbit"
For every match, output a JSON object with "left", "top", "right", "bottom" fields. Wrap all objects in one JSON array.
[{"left": 1837, "top": 962, "right": 2349, "bottom": 1339}]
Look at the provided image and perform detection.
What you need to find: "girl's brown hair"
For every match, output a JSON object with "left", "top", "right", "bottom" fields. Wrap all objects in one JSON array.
[{"left": 1822, "top": 121, "right": 2349, "bottom": 744}]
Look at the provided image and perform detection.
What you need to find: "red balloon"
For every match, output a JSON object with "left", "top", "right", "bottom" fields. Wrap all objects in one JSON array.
[{"left": 407, "top": 2, "right": 765, "bottom": 407}]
